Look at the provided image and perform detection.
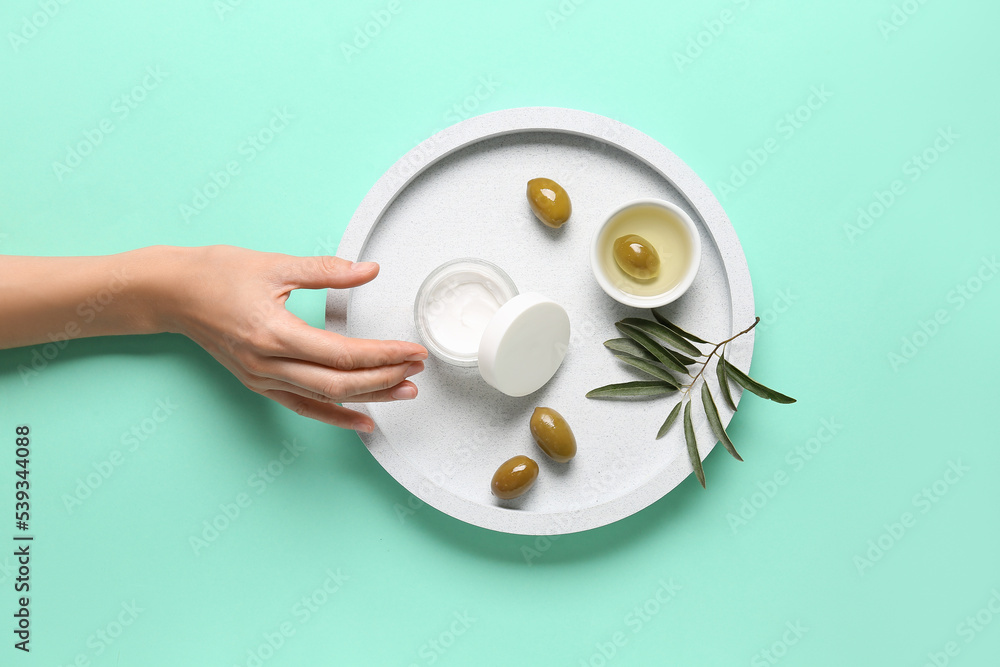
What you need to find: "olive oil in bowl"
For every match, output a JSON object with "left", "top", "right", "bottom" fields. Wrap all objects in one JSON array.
[{"left": 598, "top": 204, "right": 695, "bottom": 297}]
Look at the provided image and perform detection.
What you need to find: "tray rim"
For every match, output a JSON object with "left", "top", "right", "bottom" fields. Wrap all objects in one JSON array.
[{"left": 326, "top": 106, "right": 755, "bottom": 535}]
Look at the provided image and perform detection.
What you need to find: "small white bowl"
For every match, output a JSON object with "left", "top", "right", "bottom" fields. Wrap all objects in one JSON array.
[{"left": 590, "top": 198, "right": 702, "bottom": 308}]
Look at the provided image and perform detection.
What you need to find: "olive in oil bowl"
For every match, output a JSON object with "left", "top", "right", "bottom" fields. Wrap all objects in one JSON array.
[{"left": 590, "top": 199, "right": 702, "bottom": 308}]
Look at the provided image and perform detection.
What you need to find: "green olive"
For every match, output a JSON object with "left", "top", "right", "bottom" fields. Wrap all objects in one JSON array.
[
  {"left": 490, "top": 455, "right": 539, "bottom": 500},
  {"left": 613, "top": 234, "right": 660, "bottom": 280},
  {"left": 530, "top": 407, "right": 577, "bottom": 462},
  {"left": 526, "top": 178, "right": 571, "bottom": 228}
]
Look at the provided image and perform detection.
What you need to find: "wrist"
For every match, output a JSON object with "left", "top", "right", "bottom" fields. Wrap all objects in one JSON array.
[{"left": 124, "top": 245, "right": 202, "bottom": 336}]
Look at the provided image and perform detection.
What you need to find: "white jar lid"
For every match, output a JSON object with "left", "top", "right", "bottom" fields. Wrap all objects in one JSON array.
[{"left": 477, "top": 293, "right": 571, "bottom": 397}]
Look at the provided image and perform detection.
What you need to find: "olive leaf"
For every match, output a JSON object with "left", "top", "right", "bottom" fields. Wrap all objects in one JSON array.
[
  {"left": 654, "top": 341, "right": 695, "bottom": 372},
  {"left": 661, "top": 347, "right": 697, "bottom": 367},
  {"left": 658, "top": 344, "right": 696, "bottom": 369},
  {"left": 619, "top": 317, "right": 702, "bottom": 357},
  {"left": 604, "top": 337, "right": 657, "bottom": 363},
  {"left": 716, "top": 351, "right": 737, "bottom": 412},
  {"left": 591, "top": 312, "right": 795, "bottom": 491},
  {"left": 722, "top": 359, "right": 796, "bottom": 404},
  {"left": 656, "top": 402, "right": 683, "bottom": 440},
  {"left": 586, "top": 381, "right": 678, "bottom": 399},
  {"left": 701, "top": 382, "right": 742, "bottom": 461},
  {"left": 615, "top": 323, "right": 689, "bottom": 374},
  {"left": 651, "top": 310, "right": 709, "bottom": 344},
  {"left": 611, "top": 353, "right": 679, "bottom": 386},
  {"left": 683, "top": 401, "right": 706, "bottom": 488}
]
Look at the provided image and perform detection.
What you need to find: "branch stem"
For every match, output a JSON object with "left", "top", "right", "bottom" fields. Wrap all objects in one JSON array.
[{"left": 681, "top": 317, "right": 760, "bottom": 396}]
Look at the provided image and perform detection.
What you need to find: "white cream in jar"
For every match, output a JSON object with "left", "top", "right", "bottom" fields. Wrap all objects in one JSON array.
[
  {"left": 414, "top": 258, "right": 571, "bottom": 397},
  {"left": 425, "top": 281, "right": 503, "bottom": 358},
  {"left": 414, "top": 258, "right": 519, "bottom": 367}
]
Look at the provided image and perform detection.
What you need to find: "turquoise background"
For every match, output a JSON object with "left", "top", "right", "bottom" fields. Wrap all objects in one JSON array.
[{"left": 2, "top": 0, "right": 998, "bottom": 665}]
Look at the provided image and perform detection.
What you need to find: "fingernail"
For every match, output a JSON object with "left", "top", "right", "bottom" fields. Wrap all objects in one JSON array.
[
  {"left": 404, "top": 352, "right": 428, "bottom": 362},
  {"left": 354, "top": 422, "right": 374, "bottom": 434},
  {"left": 391, "top": 385, "right": 417, "bottom": 400},
  {"left": 404, "top": 362, "right": 424, "bottom": 378},
  {"left": 351, "top": 261, "right": 378, "bottom": 272}
]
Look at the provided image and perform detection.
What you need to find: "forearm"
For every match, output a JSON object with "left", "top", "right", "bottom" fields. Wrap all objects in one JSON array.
[
  {"left": 0, "top": 244, "right": 428, "bottom": 428},
  {"left": 0, "top": 245, "right": 187, "bottom": 350}
]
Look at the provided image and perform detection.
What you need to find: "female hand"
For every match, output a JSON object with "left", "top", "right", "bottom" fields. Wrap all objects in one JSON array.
[{"left": 151, "top": 245, "right": 427, "bottom": 432}]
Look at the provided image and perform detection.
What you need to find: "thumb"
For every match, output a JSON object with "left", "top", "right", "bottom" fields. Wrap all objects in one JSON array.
[{"left": 280, "top": 255, "right": 380, "bottom": 290}]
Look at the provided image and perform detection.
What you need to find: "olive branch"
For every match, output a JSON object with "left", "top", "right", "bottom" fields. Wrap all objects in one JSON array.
[{"left": 586, "top": 311, "right": 795, "bottom": 488}]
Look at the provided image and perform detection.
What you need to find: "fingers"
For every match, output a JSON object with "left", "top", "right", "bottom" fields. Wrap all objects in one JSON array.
[
  {"left": 278, "top": 255, "right": 381, "bottom": 290},
  {"left": 340, "top": 380, "right": 418, "bottom": 403},
  {"left": 252, "top": 377, "right": 419, "bottom": 404},
  {"left": 275, "top": 314, "right": 427, "bottom": 369},
  {"left": 262, "top": 389, "right": 375, "bottom": 432},
  {"left": 260, "top": 358, "right": 424, "bottom": 402}
]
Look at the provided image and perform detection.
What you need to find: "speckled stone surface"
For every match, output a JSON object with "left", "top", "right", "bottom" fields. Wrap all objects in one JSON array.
[{"left": 326, "top": 107, "right": 754, "bottom": 535}]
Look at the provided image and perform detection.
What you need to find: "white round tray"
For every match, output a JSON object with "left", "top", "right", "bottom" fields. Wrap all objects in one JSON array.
[{"left": 326, "top": 107, "right": 754, "bottom": 535}]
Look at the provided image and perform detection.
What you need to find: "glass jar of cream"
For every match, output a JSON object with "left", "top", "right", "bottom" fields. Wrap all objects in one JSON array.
[
  {"left": 414, "top": 258, "right": 571, "bottom": 397},
  {"left": 414, "top": 258, "right": 519, "bottom": 366}
]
